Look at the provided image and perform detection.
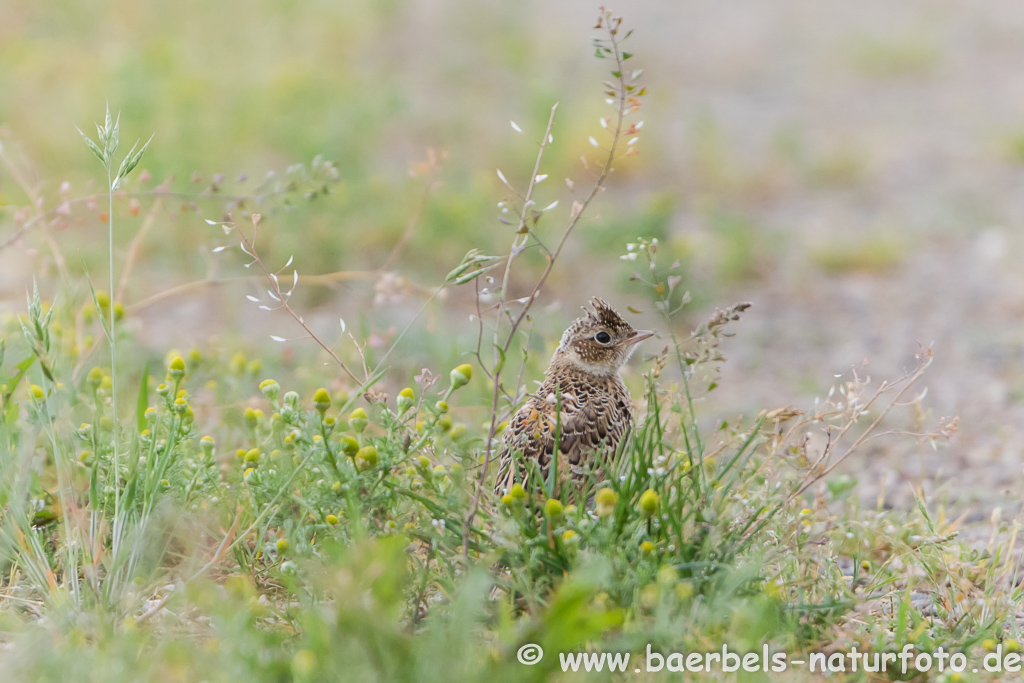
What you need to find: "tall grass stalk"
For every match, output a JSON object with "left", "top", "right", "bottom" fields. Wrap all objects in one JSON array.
[{"left": 76, "top": 105, "right": 151, "bottom": 586}]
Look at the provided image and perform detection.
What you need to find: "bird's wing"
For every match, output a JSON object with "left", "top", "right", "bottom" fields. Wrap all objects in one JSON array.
[{"left": 493, "top": 388, "right": 628, "bottom": 495}]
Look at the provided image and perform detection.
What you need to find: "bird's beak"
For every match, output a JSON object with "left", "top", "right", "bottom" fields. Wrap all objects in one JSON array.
[{"left": 619, "top": 330, "right": 654, "bottom": 347}]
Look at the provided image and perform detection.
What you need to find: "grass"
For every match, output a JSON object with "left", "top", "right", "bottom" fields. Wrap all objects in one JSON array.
[
  {"left": 0, "top": 8, "right": 1020, "bottom": 683},
  {"left": 810, "top": 234, "right": 908, "bottom": 274}
]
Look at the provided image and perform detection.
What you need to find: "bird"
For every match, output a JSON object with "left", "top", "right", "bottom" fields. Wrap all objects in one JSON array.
[{"left": 494, "top": 298, "right": 653, "bottom": 497}]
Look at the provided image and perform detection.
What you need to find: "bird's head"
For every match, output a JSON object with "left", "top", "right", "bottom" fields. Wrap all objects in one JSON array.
[{"left": 552, "top": 298, "right": 653, "bottom": 376}]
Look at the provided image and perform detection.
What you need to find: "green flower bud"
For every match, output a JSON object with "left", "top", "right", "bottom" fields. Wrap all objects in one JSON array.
[
  {"left": 326, "top": 514, "right": 338, "bottom": 525},
  {"left": 276, "top": 538, "right": 289, "bottom": 553},
  {"left": 156, "top": 383, "right": 170, "bottom": 397},
  {"left": 501, "top": 494, "right": 514, "bottom": 507},
  {"left": 562, "top": 530, "right": 578, "bottom": 543},
  {"left": 355, "top": 446, "right": 378, "bottom": 471},
  {"left": 78, "top": 450, "right": 94, "bottom": 465},
  {"left": 435, "top": 400, "right": 448, "bottom": 413},
  {"left": 313, "top": 388, "right": 331, "bottom": 415},
  {"left": 259, "top": 378, "right": 280, "bottom": 401},
  {"left": 245, "top": 448, "right": 261, "bottom": 464},
  {"left": 509, "top": 483, "right": 526, "bottom": 500},
  {"left": 450, "top": 363, "right": 473, "bottom": 390},
  {"left": 244, "top": 406, "right": 259, "bottom": 430},
  {"left": 87, "top": 366, "right": 104, "bottom": 389},
  {"left": 29, "top": 384, "right": 45, "bottom": 401},
  {"left": 144, "top": 406, "right": 157, "bottom": 426},
  {"left": 348, "top": 407, "right": 368, "bottom": 433},
  {"left": 640, "top": 540, "right": 654, "bottom": 555},
  {"left": 167, "top": 356, "right": 186, "bottom": 381},
  {"left": 339, "top": 436, "right": 359, "bottom": 457},
  {"left": 283, "top": 390, "right": 300, "bottom": 408},
  {"left": 200, "top": 435, "right": 215, "bottom": 457},
  {"left": 173, "top": 397, "right": 187, "bottom": 415},
  {"left": 544, "top": 498, "right": 564, "bottom": 518},
  {"left": 639, "top": 488, "right": 660, "bottom": 517}
]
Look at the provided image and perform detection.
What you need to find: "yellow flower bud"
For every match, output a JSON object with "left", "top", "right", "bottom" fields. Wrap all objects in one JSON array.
[
  {"left": 397, "top": 387, "right": 415, "bottom": 413},
  {"left": 259, "top": 378, "right": 280, "bottom": 400},
  {"left": 639, "top": 489, "right": 660, "bottom": 517},
  {"left": 168, "top": 356, "right": 186, "bottom": 381},
  {"left": 595, "top": 487, "right": 618, "bottom": 516},
  {"left": 544, "top": 498, "right": 564, "bottom": 518},
  {"left": 313, "top": 388, "right": 331, "bottom": 415},
  {"left": 450, "top": 363, "right": 473, "bottom": 390},
  {"left": 349, "top": 407, "right": 368, "bottom": 432},
  {"left": 339, "top": 436, "right": 359, "bottom": 457},
  {"left": 355, "top": 446, "right": 378, "bottom": 471}
]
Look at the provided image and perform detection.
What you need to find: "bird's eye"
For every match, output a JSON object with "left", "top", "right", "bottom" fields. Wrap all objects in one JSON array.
[{"left": 595, "top": 331, "right": 612, "bottom": 345}]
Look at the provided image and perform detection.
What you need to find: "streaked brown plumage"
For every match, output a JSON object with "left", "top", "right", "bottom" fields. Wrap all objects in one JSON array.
[{"left": 494, "top": 298, "right": 652, "bottom": 496}]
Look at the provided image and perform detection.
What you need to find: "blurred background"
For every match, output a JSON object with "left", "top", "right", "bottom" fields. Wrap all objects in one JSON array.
[{"left": 2, "top": 0, "right": 1024, "bottom": 517}]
